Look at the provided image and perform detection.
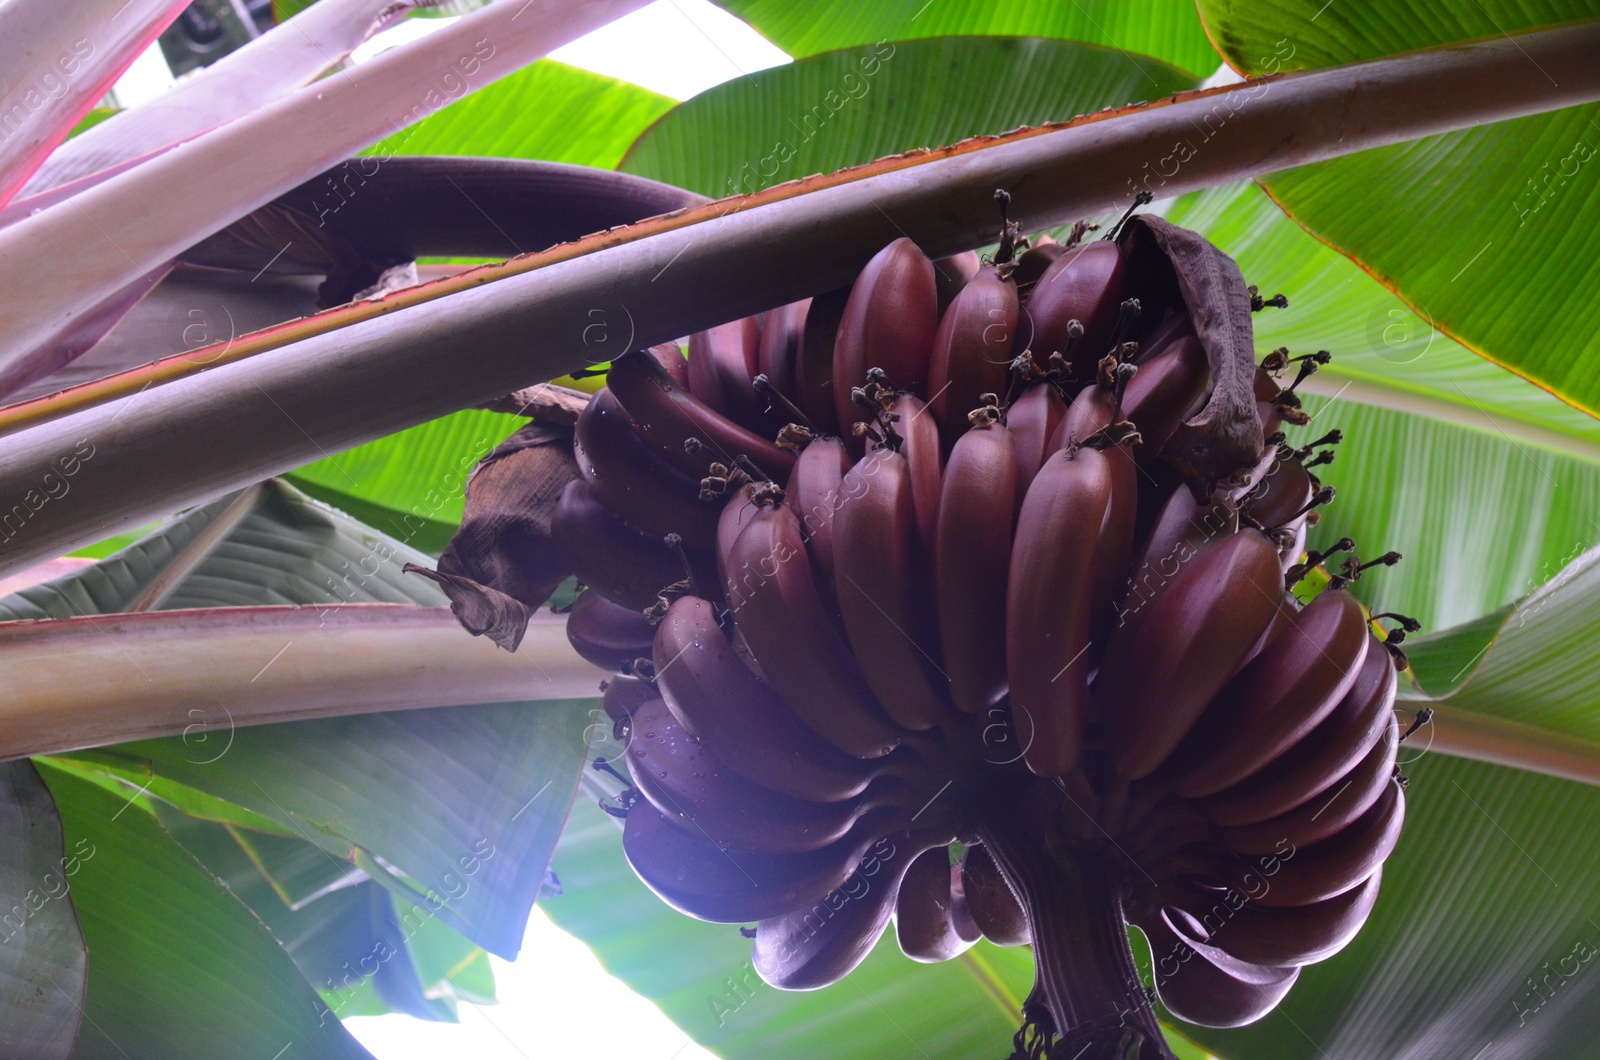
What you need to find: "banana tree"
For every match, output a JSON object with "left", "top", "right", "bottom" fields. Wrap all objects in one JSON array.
[{"left": 3, "top": 0, "right": 1600, "bottom": 1056}]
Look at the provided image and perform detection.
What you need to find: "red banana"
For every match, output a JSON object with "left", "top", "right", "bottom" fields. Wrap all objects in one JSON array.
[
  {"left": 1276, "top": 519, "right": 1309, "bottom": 571},
  {"left": 648, "top": 341, "right": 688, "bottom": 386},
  {"left": 605, "top": 349, "right": 796, "bottom": 483},
  {"left": 935, "top": 424, "right": 1017, "bottom": 713},
  {"left": 1046, "top": 383, "right": 1139, "bottom": 645},
  {"left": 784, "top": 437, "right": 851, "bottom": 591},
  {"left": 1166, "top": 588, "right": 1372, "bottom": 798},
  {"left": 960, "top": 844, "right": 1029, "bottom": 946},
  {"left": 1218, "top": 713, "right": 1398, "bottom": 856},
  {"left": 753, "top": 832, "right": 938, "bottom": 989},
  {"left": 933, "top": 250, "right": 981, "bottom": 313},
  {"left": 1238, "top": 594, "right": 1296, "bottom": 671},
  {"left": 652, "top": 596, "right": 875, "bottom": 802},
  {"left": 833, "top": 450, "right": 953, "bottom": 730},
  {"left": 624, "top": 696, "right": 863, "bottom": 853},
  {"left": 552, "top": 479, "right": 704, "bottom": 609},
  {"left": 1007, "top": 445, "right": 1113, "bottom": 777},
  {"left": 1242, "top": 456, "right": 1313, "bottom": 530},
  {"left": 1053, "top": 379, "right": 1116, "bottom": 451},
  {"left": 718, "top": 488, "right": 759, "bottom": 567},
  {"left": 1012, "top": 238, "right": 1066, "bottom": 290},
  {"left": 1255, "top": 364, "right": 1284, "bottom": 440},
  {"left": 565, "top": 589, "right": 654, "bottom": 672},
  {"left": 758, "top": 298, "right": 810, "bottom": 405},
  {"left": 889, "top": 393, "right": 944, "bottom": 564},
  {"left": 1122, "top": 335, "right": 1211, "bottom": 465},
  {"left": 1200, "top": 639, "right": 1399, "bottom": 827},
  {"left": 1143, "top": 908, "right": 1299, "bottom": 1029},
  {"left": 601, "top": 672, "right": 655, "bottom": 723},
  {"left": 949, "top": 863, "right": 983, "bottom": 943},
  {"left": 926, "top": 265, "right": 1018, "bottom": 446},
  {"left": 895, "top": 846, "right": 976, "bottom": 962},
  {"left": 1122, "top": 486, "right": 1239, "bottom": 635},
  {"left": 1235, "top": 782, "right": 1405, "bottom": 908},
  {"left": 1006, "top": 383, "right": 1066, "bottom": 505},
  {"left": 1134, "top": 311, "right": 1196, "bottom": 365},
  {"left": 1098, "top": 530, "right": 1286, "bottom": 780},
  {"left": 1025, "top": 241, "right": 1128, "bottom": 369},
  {"left": 796, "top": 288, "right": 847, "bottom": 436},
  {"left": 720, "top": 501, "right": 901, "bottom": 757},
  {"left": 623, "top": 801, "right": 894, "bottom": 924},
  {"left": 687, "top": 315, "right": 763, "bottom": 427},
  {"left": 573, "top": 388, "right": 720, "bottom": 547},
  {"left": 832, "top": 238, "right": 938, "bottom": 440},
  {"left": 1201, "top": 869, "right": 1382, "bottom": 968}
]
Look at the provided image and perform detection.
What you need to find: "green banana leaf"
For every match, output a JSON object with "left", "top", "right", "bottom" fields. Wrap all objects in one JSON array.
[
  {"left": 36, "top": 763, "right": 374, "bottom": 1060},
  {"left": 1260, "top": 106, "right": 1600, "bottom": 418},
  {"left": 0, "top": 761, "right": 83, "bottom": 1059},
  {"left": 715, "top": 0, "right": 1222, "bottom": 77},
  {"left": 288, "top": 408, "right": 524, "bottom": 556},
  {"left": 10, "top": 479, "right": 592, "bottom": 960},
  {"left": 1165, "top": 182, "right": 1600, "bottom": 462},
  {"left": 0, "top": 479, "right": 447, "bottom": 620},
  {"left": 65, "top": 698, "right": 591, "bottom": 962},
  {"left": 620, "top": 37, "right": 1200, "bottom": 197},
  {"left": 1194, "top": 0, "right": 1600, "bottom": 420},
  {"left": 151, "top": 805, "right": 487, "bottom": 1023},
  {"left": 1163, "top": 182, "right": 1600, "bottom": 633},
  {"left": 1196, "top": 0, "right": 1595, "bottom": 74},
  {"left": 364, "top": 58, "right": 676, "bottom": 170},
  {"left": 1278, "top": 400, "right": 1600, "bottom": 634},
  {"left": 1405, "top": 544, "right": 1600, "bottom": 737}
]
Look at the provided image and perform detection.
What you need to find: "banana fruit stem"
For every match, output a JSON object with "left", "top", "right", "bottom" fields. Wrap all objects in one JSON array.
[{"left": 979, "top": 783, "right": 1175, "bottom": 1059}]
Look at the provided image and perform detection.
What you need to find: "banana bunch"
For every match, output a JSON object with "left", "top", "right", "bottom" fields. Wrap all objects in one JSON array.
[{"left": 550, "top": 206, "right": 1414, "bottom": 1059}]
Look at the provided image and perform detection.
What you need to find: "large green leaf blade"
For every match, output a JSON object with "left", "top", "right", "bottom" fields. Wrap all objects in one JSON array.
[
  {"left": 1165, "top": 181, "right": 1600, "bottom": 461},
  {"left": 36, "top": 764, "right": 373, "bottom": 1060},
  {"left": 0, "top": 761, "right": 84, "bottom": 1058},
  {"left": 621, "top": 37, "right": 1200, "bottom": 197},
  {"left": 0, "top": 479, "right": 446, "bottom": 620},
  {"left": 1159, "top": 182, "right": 1600, "bottom": 637},
  {"left": 716, "top": 0, "right": 1222, "bottom": 76},
  {"left": 286, "top": 409, "right": 523, "bottom": 555},
  {"left": 150, "top": 805, "right": 488, "bottom": 1024},
  {"left": 366, "top": 59, "right": 676, "bottom": 170},
  {"left": 8, "top": 478, "right": 596, "bottom": 960},
  {"left": 1197, "top": 0, "right": 1597, "bottom": 76},
  {"left": 1288, "top": 400, "right": 1600, "bottom": 634},
  {"left": 1260, "top": 106, "right": 1600, "bottom": 419},
  {"left": 1402, "top": 544, "right": 1600, "bottom": 741},
  {"left": 72, "top": 697, "right": 593, "bottom": 961},
  {"left": 1193, "top": 1, "right": 1600, "bottom": 420}
]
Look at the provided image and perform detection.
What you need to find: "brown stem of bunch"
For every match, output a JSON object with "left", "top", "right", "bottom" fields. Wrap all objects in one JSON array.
[{"left": 977, "top": 777, "right": 1176, "bottom": 1060}]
